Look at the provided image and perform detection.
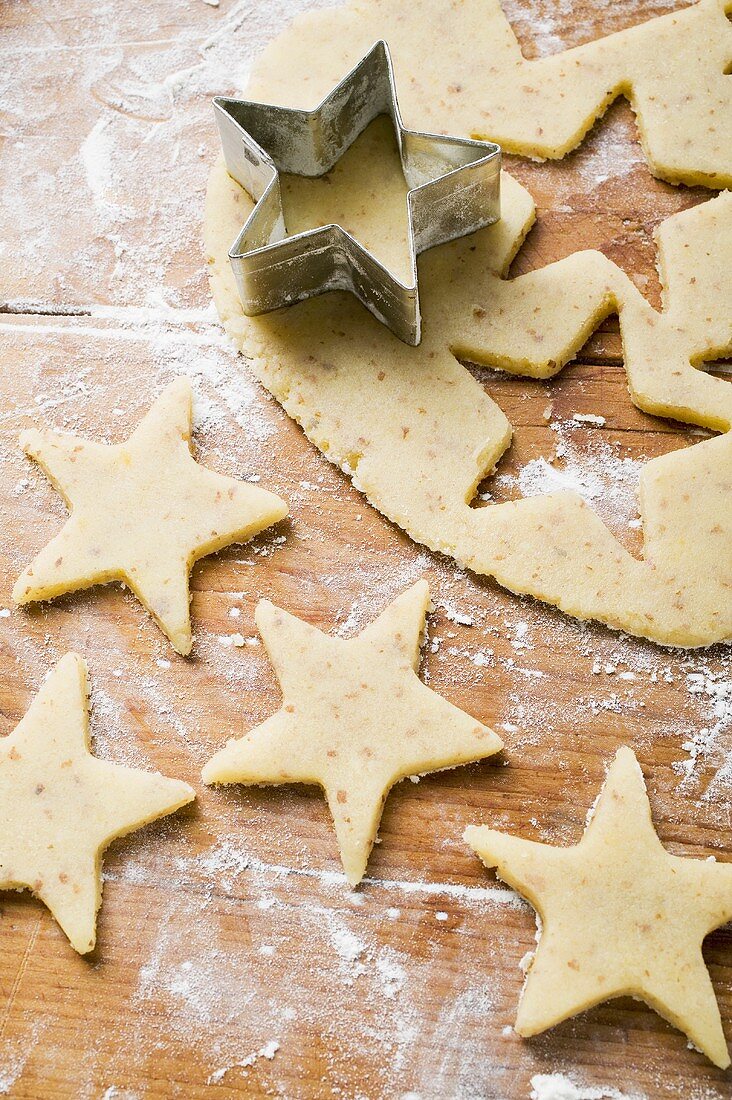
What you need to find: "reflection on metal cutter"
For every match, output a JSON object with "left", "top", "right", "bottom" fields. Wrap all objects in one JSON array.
[{"left": 213, "top": 40, "right": 501, "bottom": 345}]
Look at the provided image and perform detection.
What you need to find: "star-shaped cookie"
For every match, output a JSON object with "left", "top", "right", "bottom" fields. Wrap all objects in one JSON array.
[
  {"left": 466, "top": 747, "right": 732, "bottom": 1068},
  {"left": 203, "top": 579, "right": 502, "bottom": 884},
  {"left": 0, "top": 653, "right": 195, "bottom": 954},
  {"left": 13, "top": 378, "right": 288, "bottom": 654}
]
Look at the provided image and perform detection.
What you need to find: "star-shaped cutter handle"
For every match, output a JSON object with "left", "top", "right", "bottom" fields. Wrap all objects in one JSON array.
[{"left": 213, "top": 40, "right": 501, "bottom": 345}]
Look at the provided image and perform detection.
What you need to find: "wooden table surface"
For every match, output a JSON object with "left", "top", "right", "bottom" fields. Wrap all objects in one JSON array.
[{"left": 1, "top": 1, "right": 731, "bottom": 1097}]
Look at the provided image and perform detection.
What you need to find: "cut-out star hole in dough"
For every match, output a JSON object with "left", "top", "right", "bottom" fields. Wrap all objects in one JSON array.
[
  {"left": 252, "top": 0, "right": 732, "bottom": 187},
  {"left": 466, "top": 747, "right": 732, "bottom": 1068},
  {"left": 0, "top": 653, "right": 195, "bottom": 954},
  {"left": 13, "top": 378, "right": 288, "bottom": 655},
  {"left": 203, "top": 579, "right": 503, "bottom": 885},
  {"left": 206, "top": 59, "right": 732, "bottom": 647}
]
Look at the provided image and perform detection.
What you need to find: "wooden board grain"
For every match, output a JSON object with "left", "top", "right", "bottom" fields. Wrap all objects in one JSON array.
[{"left": 1, "top": 1, "right": 731, "bottom": 1097}]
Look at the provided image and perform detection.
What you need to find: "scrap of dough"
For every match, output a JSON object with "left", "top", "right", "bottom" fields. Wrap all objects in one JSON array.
[
  {"left": 202, "top": 579, "right": 502, "bottom": 884},
  {"left": 205, "top": 102, "right": 732, "bottom": 645},
  {"left": 251, "top": 0, "right": 732, "bottom": 187},
  {"left": 0, "top": 653, "right": 195, "bottom": 954},
  {"left": 465, "top": 747, "right": 732, "bottom": 1069},
  {"left": 13, "top": 377, "right": 288, "bottom": 655}
]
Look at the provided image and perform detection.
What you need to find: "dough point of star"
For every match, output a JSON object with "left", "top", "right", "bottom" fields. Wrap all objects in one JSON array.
[
  {"left": 13, "top": 378, "right": 288, "bottom": 654},
  {"left": 203, "top": 579, "right": 502, "bottom": 884},
  {"left": 466, "top": 747, "right": 732, "bottom": 1068},
  {"left": 0, "top": 653, "right": 195, "bottom": 954}
]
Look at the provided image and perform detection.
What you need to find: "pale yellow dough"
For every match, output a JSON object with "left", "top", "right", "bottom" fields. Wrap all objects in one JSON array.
[
  {"left": 205, "top": 105, "right": 732, "bottom": 646},
  {"left": 250, "top": 0, "right": 732, "bottom": 188},
  {"left": 13, "top": 378, "right": 288, "bottom": 655},
  {"left": 466, "top": 747, "right": 732, "bottom": 1069},
  {"left": 0, "top": 653, "right": 195, "bottom": 954},
  {"left": 202, "top": 580, "right": 502, "bottom": 885}
]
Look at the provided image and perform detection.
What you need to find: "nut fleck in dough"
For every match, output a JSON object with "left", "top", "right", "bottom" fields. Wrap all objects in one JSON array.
[
  {"left": 466, "top": 748, "right": 732, "bottom": 1069},
  {"left": 203, "top": 580, "right": 502, "bottom": 885},
  {"left": 206, "top": 110, "right": 732, "bottom": 646},
  {"left": 251, "top": 0, "right": 732, "bottom": 187},
  {"left": 0, "top": 653, "right": 195, "bottom": 954},
  {"left": 13, "top": 378, "right": 288, "bottom": 654}
]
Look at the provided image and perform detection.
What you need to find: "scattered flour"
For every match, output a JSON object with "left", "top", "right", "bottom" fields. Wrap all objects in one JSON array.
[
  {"left": 0, "top": 1018, "right": 47, "bottom": 1096},
  {"left": 530, "top": 1074, "right": 646, "bottom": 1100},
  {"left": 516, "top": 420, "right": 643, "bottom": 537},
  {"left": 206, "top": 1040, "right": 280, "bottom": 1085}
]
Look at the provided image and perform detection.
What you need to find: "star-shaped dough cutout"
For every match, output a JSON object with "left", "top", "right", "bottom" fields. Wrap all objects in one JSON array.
[
  {"left": 466, "top": 747, "right": 732, "bottom": 1068},
  {"left": 13, "top": 378, "right": 288, "bottom": 654},
  {"left": 0, "top": 653, "right": 195, "bottom": 954},
  {"left": 203, "top": 579, "right": 502, "bottom": 884}
]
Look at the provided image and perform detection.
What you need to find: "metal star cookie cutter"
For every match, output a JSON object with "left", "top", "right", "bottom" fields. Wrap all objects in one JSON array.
[{"left": 213, "top": 40, "right": 501, "bottom": 345}]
